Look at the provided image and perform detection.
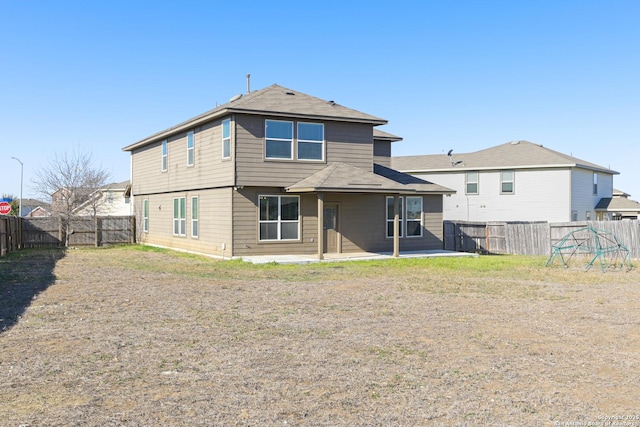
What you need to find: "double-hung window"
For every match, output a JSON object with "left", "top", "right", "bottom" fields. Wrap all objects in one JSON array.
[
  {"left": 222, "top": 119, "right": 231, "bottom": 159},
  {"left": 191, "top": 197, "right": 199, "bottom": 238},
  {"left": 466, "top": 171, "right": 479, "bottom": 195},
  {"left": 143, "top": 199, "right": 149, "bottom": 233},
  {"left": 297, "top": 122, "right": 324, "bottom": 161},
  {"left": 386, "top": 196, "right": 403, "bottom": 238},
  {"left": 386, "top": 196, "right": 423, "bottom": 238},
  {"left": 259, "top": 195, "right": 300, "bottom": 241},
  {"left": 501, "top": 170, "right": 514, "bottom": 194},
  {"left": 593, "top": 173, "right": 598, "bottom": 195},
  {"left": 187, "top": 131, "right": 195, "bottom": 166},
  {"left": 161, "top": 140, "right": 168, "bottom": 172},
  {"left": 405, "top": 196, "right": 423, "bottom": 237},
  {"left": 265, "top": 120, "right": 293, "bottom": 159},
  {"left": 173, "top": 197, "right": 186, "bottom": 236}
]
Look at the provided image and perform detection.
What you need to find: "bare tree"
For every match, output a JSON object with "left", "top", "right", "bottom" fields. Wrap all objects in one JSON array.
[{"left": 33, "top": 150, "right": 111, "bottom": 246}]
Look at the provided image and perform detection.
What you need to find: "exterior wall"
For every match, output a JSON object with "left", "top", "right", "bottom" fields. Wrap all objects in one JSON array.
[
  {"left": 135, "top": 187, "right": 232, "bottom": 257},
  {"left": 411, "top": 168, "right": 573, "bottom": 222},
  {"left": 572, "top": 168, "right": 614, "bottom": 220},
  {"left": 130, "top": 118, "right": 234, "bottom": 197},
  {"left": 234, "top": 115, "right": 374, "bottom": 187},
  {"left": 373, "top": 140, "right": 391, "bottom": 167},
  {"left": 231, "top": 188, "right": 443, "bottom": 256}
]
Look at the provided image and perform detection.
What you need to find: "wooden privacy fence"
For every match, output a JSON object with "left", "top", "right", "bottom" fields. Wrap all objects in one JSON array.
[
  {"left": 0, "top": 216, "right": 136, "bottom": 257},
  {"left": 444, "top": 220, "right": 640, "bottom": 259}
]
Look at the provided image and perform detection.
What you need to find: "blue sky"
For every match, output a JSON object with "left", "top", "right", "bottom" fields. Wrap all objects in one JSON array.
[{"left": 2, "top": 0, "right": 639, "bottom": 200}]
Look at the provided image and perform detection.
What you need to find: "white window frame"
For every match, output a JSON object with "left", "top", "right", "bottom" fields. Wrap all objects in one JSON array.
[
  {"left": 143, "top": 199, "right": 149, "bottom": 233},
  {"left": 222, "top": 119, "right": 231, "bottom": 159},
  {"left": 265, "top": 120, "right": 294, "bottom": 160},
  {"left": 161, "top": 140, "right": 168, "bottom": 172},
  {"left": 173, "top": 197, "right": 186, "bottom": 236},
  {"left": 191, "top": 196, "right": 199, "bottom": 238},
  {"left": 466, "top": 172, "right": 479, "bottom": 195},
  {"left": 386, "top": 196, "right": 403, "bottom": 238},
  {"left": 405, "top": 196, "right": 423, "bottom": 237},
  {"left": 187, "top": 131, "right": 195, "bottom": 166},
  {"left": 501, "top": 170, "right": 515, "bottom": 194},
  {"left": 258, "top": 195, "right": 300, "bottom": 241},
  {"left": 297, "top": 122, "right": 325, "bottom": 161}
]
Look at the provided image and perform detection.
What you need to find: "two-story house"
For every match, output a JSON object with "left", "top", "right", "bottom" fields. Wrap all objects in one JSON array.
[
  {"left": 392, "top": 140, "right": 618, "bottom": 223},
  {"left": 123, "top": 84, "right": 453, "bottom": 259}
]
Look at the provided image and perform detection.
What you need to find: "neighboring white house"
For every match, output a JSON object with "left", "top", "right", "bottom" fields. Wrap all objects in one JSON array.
[
  {"left": 73, "top": 180, "right": 132, "bottom": 216},
  {"left": 391, "top": 140, "right": 618, "bottom": 222}
]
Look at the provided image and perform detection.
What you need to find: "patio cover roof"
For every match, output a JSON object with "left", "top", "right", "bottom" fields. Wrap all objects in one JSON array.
[{"left": 285, "top": 163, "right": 454, "bottom": 194}]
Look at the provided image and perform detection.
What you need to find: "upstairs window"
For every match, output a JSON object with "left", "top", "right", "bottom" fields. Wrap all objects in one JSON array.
[
  {"left": 161, "top": 140, "right": 168, "bottom": 172},
  {"left": 297, "top": 122, "right": 324, "bottom": 161},
  {"left": 265, "top": 120, "right": 293, "bottom": 159},
  {"left": 466, "top": 172, "right": 479, "bottom": 195},
  {"left": 222, "top": 119, "right": 231, "bottom": 159},
  {"left": 593, "top": 172, "right": 598, "bottom": 195},
  {"left": 187, "top": 131, "right": 195, "bottom": 166},
  {"left": 501, "top": 170, "right": 515, "bottom": 194}
]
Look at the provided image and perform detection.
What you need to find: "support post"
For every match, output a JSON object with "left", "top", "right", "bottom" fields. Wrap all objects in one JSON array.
[{"left": 317, "top": 193, "right": 324, "bottom": 260}]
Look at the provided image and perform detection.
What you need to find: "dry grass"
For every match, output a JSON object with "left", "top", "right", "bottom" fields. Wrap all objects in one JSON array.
[{"left": 1, "top": 246, "right": 639, "bottom": 426}]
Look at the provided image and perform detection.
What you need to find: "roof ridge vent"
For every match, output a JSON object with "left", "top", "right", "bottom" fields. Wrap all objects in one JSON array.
[
  {"left": 510, "top": 140, "right": 521, "bottom": 145},
  {"left": 229, "top": 94, "right": 243, "bottom": 102},
  {"left": 284, "top": 90, "right": 295, "bottom": 95}
]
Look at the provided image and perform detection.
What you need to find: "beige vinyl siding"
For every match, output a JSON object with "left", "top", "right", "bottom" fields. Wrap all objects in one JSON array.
[
  {"left": 232, "top": 187, "right": 318, "bottom": 256},
  {"left": 130, "top": 119, "right": 234, "bottom": 197},
  {"left": 235, "top": 115, "right": 375, "bottom": 187},
  {"left": 133, "top": 188, "right": 232, "bottom": 257},
  {"left": 373, "top": 140, "right": 392, "bottom": 167},
  {"left": 231, "top": 190, "right": 444, "bottom": 256}
]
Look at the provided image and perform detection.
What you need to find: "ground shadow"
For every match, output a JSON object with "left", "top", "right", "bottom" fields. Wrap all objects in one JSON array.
[{"left": 0, "top": 248, "right": 66, "bottom": 333}]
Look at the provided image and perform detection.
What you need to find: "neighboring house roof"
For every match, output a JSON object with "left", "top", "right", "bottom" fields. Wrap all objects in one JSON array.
[
  {"left": 391, "top": 140, "right": 619, "bottom": 175},
  {"left": 20, "top": 199, "right": 51, "bottom": 217},
  {"left": 285, "top": 162, "right": 453, "bottom": 194},
  {"left": 123, "top": 84, "right": 387, "bottom": 152},
  {"left": 595, "top": 197, "right": 640, "bottom": 212}
]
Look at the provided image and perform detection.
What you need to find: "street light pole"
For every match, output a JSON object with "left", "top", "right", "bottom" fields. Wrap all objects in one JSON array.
[{"left": 11, "top": 157, "right": 23, "bottom": 217}]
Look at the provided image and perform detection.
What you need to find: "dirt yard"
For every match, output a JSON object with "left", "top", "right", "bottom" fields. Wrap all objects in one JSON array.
[{"left": 1, "top": 246, "right": 640, "bottom": 426}]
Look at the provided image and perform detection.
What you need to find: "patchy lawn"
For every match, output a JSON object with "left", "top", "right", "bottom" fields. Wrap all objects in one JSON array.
[{"left": 1, "top": 246, "right": 639, "bottom": 426}]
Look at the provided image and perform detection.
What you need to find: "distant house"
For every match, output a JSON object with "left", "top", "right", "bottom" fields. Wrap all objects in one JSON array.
[
  {"left": 122, "top": 84, "right": 453, "bottom": 259},
  {"left": 73, "top": 181, "right": 132, "bottom": 216},
  {"left": 392, "top": 140, "right": 618, "bottom": 222},
  {"left": 595, "top": 189, "right": 640, "bottom": 220},
  {"left": 21, "top": 199, "right": 51, "bottom": 217}
]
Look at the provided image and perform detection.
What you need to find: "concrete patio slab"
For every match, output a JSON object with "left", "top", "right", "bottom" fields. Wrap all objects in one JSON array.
[{"left": 238, "top": 250, "right": 477, "bottom": 265}]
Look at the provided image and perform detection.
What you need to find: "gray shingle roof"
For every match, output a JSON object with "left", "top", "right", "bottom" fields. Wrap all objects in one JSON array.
[
  {"left": 285, "top": 162, "right": 453, "bottom": 194},
  {"left": 392, "top": 140, "right": 618, "bottom": 174},
  {"left": 595, "top": 196, "right": 640, "bottom": 212},
  {"left": 123, "top": 84, "right": 387, "bottom": 151}
]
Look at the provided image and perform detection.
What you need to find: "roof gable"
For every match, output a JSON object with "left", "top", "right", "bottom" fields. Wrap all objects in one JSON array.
[
  {"left": 392, "top": 140, "right": 618, "bottom": 175},
  {"left": 123, "top": 84, "right": 386, "bottom": 151}
]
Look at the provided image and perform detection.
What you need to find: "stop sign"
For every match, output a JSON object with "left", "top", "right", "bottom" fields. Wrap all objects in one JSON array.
[{"left": 0, "top": 201, "right": 11, "bottom": 215}]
